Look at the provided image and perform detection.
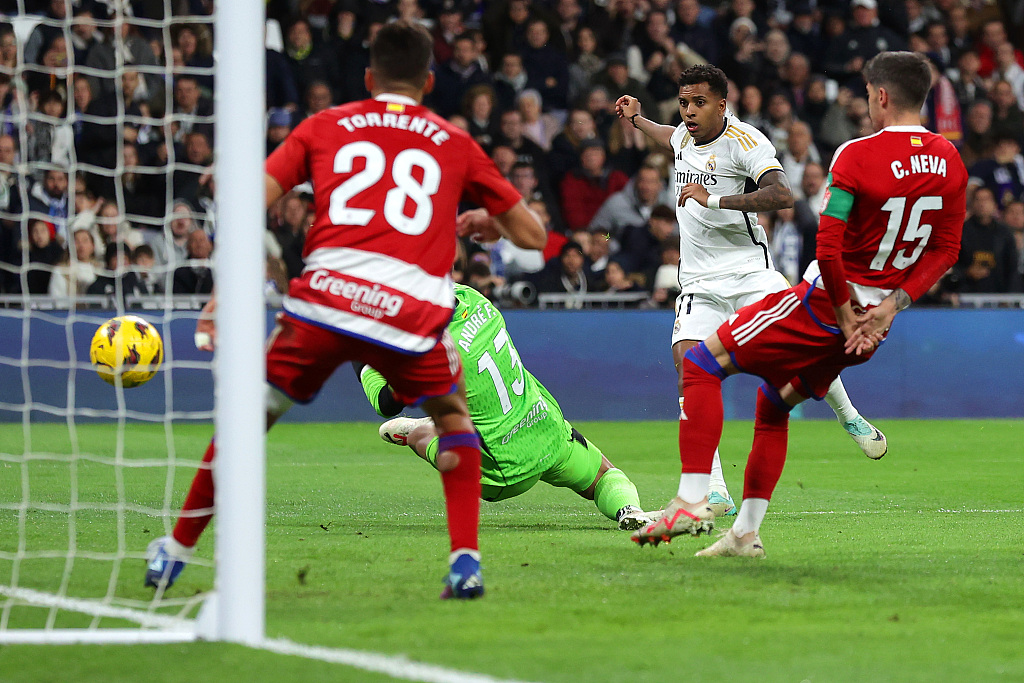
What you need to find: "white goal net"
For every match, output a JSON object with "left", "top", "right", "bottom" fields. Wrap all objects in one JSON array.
[{"left": 0, "top": 0, "right": 265, "bottom": 644}]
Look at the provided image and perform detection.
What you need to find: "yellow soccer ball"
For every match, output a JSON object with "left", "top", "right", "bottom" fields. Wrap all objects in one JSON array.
[{"left": 90, "top": 315, "right": 163, "bottom": 388}]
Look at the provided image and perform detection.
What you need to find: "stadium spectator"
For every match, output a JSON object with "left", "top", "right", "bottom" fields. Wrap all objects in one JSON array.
[
  {"left": 969, "top": 136, "right": 1024, "bottom": 210},
  {"left": 495, "top": 109, "right": 547, "bottom": 178},
  {"left": 172, "top": 131, "right": 213, "bottom": 205},
  {"left": 69, "top": 7, "right": 102, "bottom": 66},
  {"left": 0, "top": 133, "right": 21, "bottom": 218},
  {"left": 952, "top": 49, "right": 987, "bottom": 114},
  {"left": 794, "top": 161, "right": 827, "bottom": 275},
  {"left": 516, "top": 89, "right": 560, "bottom": 151},
  {"left": 601, "top": 257, "right": 645, "bottom": 297},
  {"left": 0, "top": 27, "right": 17, "bottom": 74},
  {"left": 85, "top": 19, "right": 161, "bottom": 101},
  {"left": 588, "top": 165, "right": 670, "bottom": 241},
  {"left": 26, "top": 90, "right": 72, "bottom": 168},
  {"left": 147, "top": 200, "right": 197, "bottom": 268},
  {"left": 78, "top": 69, "right": 146, "bottom": 198},
  {"left": 463, "top": 84, "right": 499, "bottom": 149},
  {"left": 738, "top": 84, "right": 769, "bottom": 133},
  {"left": 430, "top": 32, "right": 491, "bottom": 119},
  {"left": 95, "top": 201, "right": 146, "bottom": 252},
  {"left": 993, "top": 43, "right": 1024, "bottom": 110},
  {"left": 568, "top": 26, "right": 606, "bottom": 106},
  {"left": 1004, "top": 200, "right": 1024, "bottom": 290},
  {"left": 616, "top": 203, "right": 676, "bottom": 283},
  {"left": 977, "top": 19, "right": 1023, "bottom": 80},
  {"left": 593, "top": 54, "right": 655, "bottom": 123},
  {"left": 122, "top": 143, "right": 164, "bottom": 221},
  {"left": 131, "top": 243, "right": 163, "bottom": 295},
  {"left": 272, "top": 193, "right": 308, "bottom": 279},
  {"left": 627, "top": 11, "right": 675, "bottom": 87},
  {"left": 767, "top": 206, "right": 801, "bottom": 285},
  {"left": 266, "top": 108, "right": 293, "bottom": 156},
  {"left": 175, "top": 24, "right": 215, "bottom": 94},
  {"left": 266, "top": 44, "right": 300, "bottom": 112},
  {"left": 824, "top": 0, "right": 906, "bottom": 89},
  {"left": 493, "top": 52, "right": 528, "bottom": 112},
  {"left": 521, "top": 18, "right": 570, "bottom": 113},
  {"left": 672, "top": 0, "right": 718, "bottom": 64},
  {"left": 172, "top": 75, "right": 214, "bottom": 144},
  {"left": 559, "top": 138, "right": 629, "bottom": 232},
  {"left": 28, "top": 169, "right": 69, "bottom": 243},
  {"left": 23, "top": 219, "right": 62, "bottom": 294},
  {"left": 432, "top": 0, "right": 466, "bottom": 64},
  {"left": 22, "top": 0, "right": 67, "bottom": 65},
  {"left": 172, "top": 229, "right": 214, "bottom": 294},
  {"left": 548, "top": 107, "right": 597, "bottom": 182},
  {"left": 988, "top": 80, "right": 1024, "bottom": 145},
  {"left": 48, "top": 227, "right": 99, "bottom": 296},
  {"left": 818, "top": 88, "right": 867, "bottom": 156},
  {"left": 282, "top": 19, "right": 335, "bottom": 101},
  {"left": 717, "top": 17, "right": 761, "bottom": 90},
  {"left": 780, "top": 121, "right": 820, "bottom": 197},
  {"left": 25, "top": 34, "right": 70, "bottom": 101},
  {"left": 87, "top": 241, "right": 142, "bottom": 303},
  {"left": 954, "top": 187, "right": 1020, "bottom": 294},
  {"left": 534, "top": 240, "right": 593, "bottom": 297}
]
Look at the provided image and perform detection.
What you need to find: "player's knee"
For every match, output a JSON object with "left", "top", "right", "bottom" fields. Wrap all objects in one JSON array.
[{"left": 436, "top": 449, "right": 460, "bottom": 472}]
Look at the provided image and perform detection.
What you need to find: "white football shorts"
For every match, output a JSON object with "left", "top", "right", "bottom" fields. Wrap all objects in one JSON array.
[{"left": 671, "top": 269, "right": 792, "bottom": 345}]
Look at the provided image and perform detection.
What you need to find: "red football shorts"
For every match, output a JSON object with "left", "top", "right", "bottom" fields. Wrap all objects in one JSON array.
[
  {"left": 265, "top": 313, "right": 461, "bottom": 405},
  {"left": 718, "top": 280, "right": 876, "bottom": 400}
]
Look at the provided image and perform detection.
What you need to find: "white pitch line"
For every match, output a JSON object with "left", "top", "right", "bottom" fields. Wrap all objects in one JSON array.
[
  {"left": 259, "top": 637, "right": 541, "bottom": 683},
  {"left": 775, "top": 508, "right": 1022, "bottom": 515}
]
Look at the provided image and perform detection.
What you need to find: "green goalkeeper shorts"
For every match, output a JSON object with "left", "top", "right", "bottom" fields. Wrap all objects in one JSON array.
[{"left": 423, "top": 422, "right": 605, "bottom": 502}]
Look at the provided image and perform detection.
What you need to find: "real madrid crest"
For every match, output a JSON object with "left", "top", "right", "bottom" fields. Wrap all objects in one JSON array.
[{"left": 705, "top": 154, "right": 717, "bottom": 172}]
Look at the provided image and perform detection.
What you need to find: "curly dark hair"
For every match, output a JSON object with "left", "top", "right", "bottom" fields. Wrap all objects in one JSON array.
[{"left": 677, "top": 64, "right": 729, "bottom": 99}]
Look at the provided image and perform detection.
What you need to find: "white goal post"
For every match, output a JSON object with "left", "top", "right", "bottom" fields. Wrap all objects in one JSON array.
[{"left": 0, "top": 0, "right": 266, "bottom": 645}]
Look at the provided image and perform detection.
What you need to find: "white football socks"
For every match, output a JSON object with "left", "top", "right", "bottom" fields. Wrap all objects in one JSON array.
[
  {"left": 709, "top": 448, "right": 728, "bottom": 493},
  {"left": 677, "top": 473, "right": 710, "bottom": 505},
  {"left": 732, "top": 498, "right": 769, "bottom": 537},
  {"left": 824, "top": 377, "right": 859, "bottom": 424}
]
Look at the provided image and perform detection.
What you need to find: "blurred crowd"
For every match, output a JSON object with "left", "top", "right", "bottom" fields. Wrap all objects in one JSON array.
[{"left": 0, "top": 0, "right": 1022, "bottom": 308}]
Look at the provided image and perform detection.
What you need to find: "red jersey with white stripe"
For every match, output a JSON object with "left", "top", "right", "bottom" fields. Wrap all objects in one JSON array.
[
  {"left": 265, "top": 94, "right": 521, "bottom": 354},
  {"left": 816, "top": 126, "right": 966, "bottom": 307}
]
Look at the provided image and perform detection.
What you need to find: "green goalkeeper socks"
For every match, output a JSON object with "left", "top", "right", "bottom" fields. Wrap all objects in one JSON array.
[{"left": 593, "top": 468, "right": 641, "bottom": 521}]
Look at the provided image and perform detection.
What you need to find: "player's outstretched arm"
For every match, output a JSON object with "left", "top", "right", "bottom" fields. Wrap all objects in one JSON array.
[
  {"left": 457, "top": 201, "right": 547, "bottom": 250},
  {"left": 679, "top": 169, "right": 794, "bottom": 211},
  {"left": 614, "top": 95, "right": 674, "bottom": 150}
]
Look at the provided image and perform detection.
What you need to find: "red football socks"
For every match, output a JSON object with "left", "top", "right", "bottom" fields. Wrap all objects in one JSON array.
[
  {"left": 679, "top": 357, "right": 724, "bottom": 474},
  {"left": 172, "top": 440, "right": 216, "bottom": 548},
  {"left": 744, "top": 388, "right": 791, "bottom": 500},
  {"left": 437, "top": 431, "right": 482, "bottom": 552}
]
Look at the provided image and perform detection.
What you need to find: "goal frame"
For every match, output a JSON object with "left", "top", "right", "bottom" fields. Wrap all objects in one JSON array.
[{"left": 0, "top": 0, "right": 267, "bottom": 645}]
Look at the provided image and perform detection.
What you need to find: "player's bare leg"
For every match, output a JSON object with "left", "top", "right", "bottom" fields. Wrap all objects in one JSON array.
[{"left": 421, "top": 381, "right": 484, "bottom": 599}]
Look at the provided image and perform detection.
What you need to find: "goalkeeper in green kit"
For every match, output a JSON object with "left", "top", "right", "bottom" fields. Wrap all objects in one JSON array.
[{"left": 359, "top": 284, "right": 655, "bottom": 530}]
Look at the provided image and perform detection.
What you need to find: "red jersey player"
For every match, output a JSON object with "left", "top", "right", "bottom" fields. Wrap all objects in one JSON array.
[
  {"left": 145, "top": 22, "right": 546, "bottom": 598},
  {"left": 632, "top": 52, "right": 967, "bottom": 556}
]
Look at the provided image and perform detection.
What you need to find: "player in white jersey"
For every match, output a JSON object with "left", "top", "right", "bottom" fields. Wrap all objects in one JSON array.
[{"left": 615, "top": 64, "right": 886, "bottom": 518}]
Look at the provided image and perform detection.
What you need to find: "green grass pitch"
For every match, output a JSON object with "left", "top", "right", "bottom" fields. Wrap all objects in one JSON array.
[{"left": 0, "top": 419, "right": 1022, "bottom": 682}]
